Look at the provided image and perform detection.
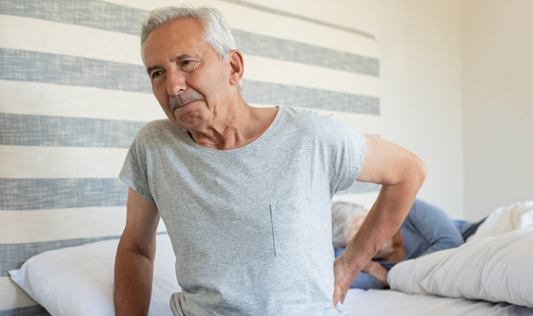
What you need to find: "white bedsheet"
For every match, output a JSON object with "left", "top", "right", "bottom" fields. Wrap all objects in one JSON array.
[
  {"left": 342, "top": 289, "right": 533, "bottom": 316},
  {"left": 388, "top": 201, "right": 533, "bottom": 309}
]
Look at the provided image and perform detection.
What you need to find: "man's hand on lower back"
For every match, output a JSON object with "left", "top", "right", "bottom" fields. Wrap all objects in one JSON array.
[{"left": 332, "top": 253, "right": 360, "bottom": 308}]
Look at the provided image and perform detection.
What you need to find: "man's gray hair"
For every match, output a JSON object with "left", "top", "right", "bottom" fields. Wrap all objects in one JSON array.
[
  {"left": 331, "top": 201, "right": 368, "bottom": 246},
  {"left": 140, "top": 4, "right": 237, "bottom": 62}
]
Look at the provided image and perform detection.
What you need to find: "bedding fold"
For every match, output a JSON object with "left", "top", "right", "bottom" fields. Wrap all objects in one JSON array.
[{"left": 388, "top": 201, "right": 533, "bottom": 308}]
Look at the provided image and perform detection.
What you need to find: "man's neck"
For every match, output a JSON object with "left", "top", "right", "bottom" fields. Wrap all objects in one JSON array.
[{"left": 189, "top": 104, "right": 278, "bottom": 150}]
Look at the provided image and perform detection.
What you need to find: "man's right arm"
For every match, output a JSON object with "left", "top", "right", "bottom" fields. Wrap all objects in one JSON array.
[{"left": 114, "top": 188, "right": 161, "bottom": 316}]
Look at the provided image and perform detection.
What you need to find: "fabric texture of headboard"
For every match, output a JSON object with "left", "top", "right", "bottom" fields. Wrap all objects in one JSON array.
[{"left": 0, "top": 0, "right": 380, "bottom": 314}]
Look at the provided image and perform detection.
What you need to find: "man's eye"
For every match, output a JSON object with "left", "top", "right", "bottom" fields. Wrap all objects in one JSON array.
[
  {"left": 180, "top": 60, "right": 195, "bottom": 69},
  {"left": 151, "top": 71, "right": 163, "bottom": 79}
]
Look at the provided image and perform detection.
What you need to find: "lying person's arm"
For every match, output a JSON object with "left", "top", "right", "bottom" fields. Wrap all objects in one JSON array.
[
  {"left": 406, "top": 199, "right": 464, "bottom": 257},
  {"left": 333, "top": 135, "right": 426, "bottom": 306},
  {"left": 361, "top": 261, "right": 389, "bottom": 287}
]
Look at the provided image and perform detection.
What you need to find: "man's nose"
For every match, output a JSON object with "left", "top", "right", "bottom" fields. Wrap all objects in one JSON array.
[{"left": 167, "top": 71, "right": 186, "bottom": 96}]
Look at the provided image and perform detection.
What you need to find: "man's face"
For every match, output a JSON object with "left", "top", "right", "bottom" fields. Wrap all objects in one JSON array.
[{"left": 142, "top": 18, "right": 234, "bottom": 130}]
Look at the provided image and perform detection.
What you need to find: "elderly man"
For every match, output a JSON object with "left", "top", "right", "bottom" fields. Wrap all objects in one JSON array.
[{"left": 114, "top": 4, "right": 426, "bottom": 316}]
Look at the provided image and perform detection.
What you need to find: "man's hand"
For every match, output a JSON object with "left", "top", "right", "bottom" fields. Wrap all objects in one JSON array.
[{"left": 332, "top": 253, "right": 361, "bottom": 308}]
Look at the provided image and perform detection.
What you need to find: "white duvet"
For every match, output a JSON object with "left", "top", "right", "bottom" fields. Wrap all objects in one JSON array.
[{"left": 388, "top": 201, "right": 533, "bottom": 308}]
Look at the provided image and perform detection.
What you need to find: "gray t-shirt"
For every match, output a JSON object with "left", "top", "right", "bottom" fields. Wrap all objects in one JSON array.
[{"left": 119, "top": 106, "right": 366, "bottom": 316}]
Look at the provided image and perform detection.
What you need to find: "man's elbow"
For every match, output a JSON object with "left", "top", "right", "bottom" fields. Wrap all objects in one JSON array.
[
  {"left": 414, "top": 156, "right": 427, "bottom": 184},
  {"left": 404, "top": 154, "right": 427, "bottom": 190}
]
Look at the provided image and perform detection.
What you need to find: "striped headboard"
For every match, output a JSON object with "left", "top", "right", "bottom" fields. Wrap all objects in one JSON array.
[{"left": 0, "top": 0, "right": 380, "bottom": 315}]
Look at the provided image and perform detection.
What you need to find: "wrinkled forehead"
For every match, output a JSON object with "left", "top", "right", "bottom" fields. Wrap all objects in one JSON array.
[{"left": 142, "top": 18, "right": 206, "bottom": 63}]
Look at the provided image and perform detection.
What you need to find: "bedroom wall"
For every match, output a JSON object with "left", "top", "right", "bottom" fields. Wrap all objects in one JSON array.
[
  {"left": 461, "top": 0, "right": 533, "bottom": 221},
  {"left": 245, "top": 0, "right": 465, "bottom": 219},
  {"left": 253, "top": 0, "right": 533, "bottom": 221}
]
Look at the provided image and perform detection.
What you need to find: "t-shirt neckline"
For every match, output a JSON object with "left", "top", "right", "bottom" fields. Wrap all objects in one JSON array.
[{"left": 181, "top": 106, "right": 284, "bottom": 153}]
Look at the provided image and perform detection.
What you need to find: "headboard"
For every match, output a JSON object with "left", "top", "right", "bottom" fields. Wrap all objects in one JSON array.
[{"left": 0, "top": 0, "right": 380, "bottom": 314}]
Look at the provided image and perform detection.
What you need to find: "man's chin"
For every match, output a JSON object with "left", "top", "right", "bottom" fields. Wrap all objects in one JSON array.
[
  {"left": 168, "top": 103, "right": 187, "bottom": 117},
  {"left": 171, "top": 107, "right": 203, "bottom": 128}
]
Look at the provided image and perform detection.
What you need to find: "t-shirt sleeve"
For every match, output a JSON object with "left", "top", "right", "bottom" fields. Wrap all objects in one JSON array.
[
  {"left": 327, "top": 117, "right": 367, "bottom": 194},
  {"left": 119, "top": 131, "right": 155, "bottom": 203}
]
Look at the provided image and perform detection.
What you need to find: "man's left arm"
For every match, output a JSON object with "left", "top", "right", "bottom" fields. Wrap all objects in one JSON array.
[{"left": 332, "top": 134, "right": 427, "bottom": 306}]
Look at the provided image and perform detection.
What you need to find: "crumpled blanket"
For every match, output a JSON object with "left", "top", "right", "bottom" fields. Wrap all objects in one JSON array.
[{"left": 388, "top": 201, "right": 533, "bottom": 308}]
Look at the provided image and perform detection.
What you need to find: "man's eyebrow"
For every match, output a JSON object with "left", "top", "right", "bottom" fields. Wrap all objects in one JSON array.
[
  {"left": 146, "top": 64, "right": 161, "bottom": 75},
  {"left": 146, "top": 54, "right": 195, "bottom": 75},
  {"left": 173, "top": 54, "right": 194, "bottom": 61}
]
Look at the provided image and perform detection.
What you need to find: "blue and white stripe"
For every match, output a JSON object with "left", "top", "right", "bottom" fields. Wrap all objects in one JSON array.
[{"left": 0, "top": 0, "right": 379, "bottom": 314}]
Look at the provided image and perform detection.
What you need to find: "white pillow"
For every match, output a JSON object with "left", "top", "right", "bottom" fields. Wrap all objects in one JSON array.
[
  {"left": 9, "top": 234, "right": 180, "bottom": 316},
  {"left": 388, "top": 227, "right": 533, "bottom": 308}
]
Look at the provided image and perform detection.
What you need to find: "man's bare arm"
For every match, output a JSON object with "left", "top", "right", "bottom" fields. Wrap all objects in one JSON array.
[
  {"left": 332, "top": 135, "right": 427, "bottom": 306},
  {"left": 114, "top": 188, "right": 161, "bottom": 316}
]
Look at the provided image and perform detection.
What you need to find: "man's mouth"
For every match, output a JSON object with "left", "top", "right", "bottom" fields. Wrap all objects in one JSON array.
[
  {"left": 169, "top": 91, "right": 203, "bottom": 112},
  {"left": 170, "top": 100, "right": 191, "bottom": 112}
]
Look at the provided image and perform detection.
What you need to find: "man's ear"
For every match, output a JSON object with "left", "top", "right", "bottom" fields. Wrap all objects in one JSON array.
[{"left": 228, "top": 50, "right": 244, "bottom": 86}]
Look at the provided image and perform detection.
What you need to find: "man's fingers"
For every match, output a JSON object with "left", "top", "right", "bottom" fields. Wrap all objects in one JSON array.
[
  {"left": 332, "top": 288, "right": 340, "bottom": 308},
  {"left": 332, "top": 285, "right": 346, "bottom": 308},
  {"left": 332, "top": 254, "right": 354, "bottom": 308},
  {"left": 340, "top": 288, "right": 346, "bottom": 304}
]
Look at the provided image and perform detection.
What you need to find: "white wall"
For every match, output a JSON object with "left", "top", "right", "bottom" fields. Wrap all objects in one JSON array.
[
  {"left": 244, "top": 0, "right": 465, "bottom": 218},
  {"left": 377, "top": 0, "right": 463, "bottom": 219},
  {"left": 462, "top": 0, "right": 533, "bottom": 220}
]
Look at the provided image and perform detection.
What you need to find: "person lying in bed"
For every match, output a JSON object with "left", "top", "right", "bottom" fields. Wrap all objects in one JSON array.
[{"left": 332, "top": 199, "right": 484, "bottom": 289}]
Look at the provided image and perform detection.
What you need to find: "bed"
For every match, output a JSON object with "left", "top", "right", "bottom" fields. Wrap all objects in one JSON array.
[
  {"left": 8, "top": 201, "right": 533, "bottom": 315},
  {"left": 1, "top": 0, "right": 532, "bottom": 315}
]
